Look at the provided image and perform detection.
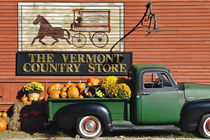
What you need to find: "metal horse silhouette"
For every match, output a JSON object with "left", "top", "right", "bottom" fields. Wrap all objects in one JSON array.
[{"left": 31, "top": 15, "right": 70, "bottom": 46}]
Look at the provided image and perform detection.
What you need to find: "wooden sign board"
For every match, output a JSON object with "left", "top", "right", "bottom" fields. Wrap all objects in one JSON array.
[{"left": 16, "top": 52, "right": 132, "bottom": 76}]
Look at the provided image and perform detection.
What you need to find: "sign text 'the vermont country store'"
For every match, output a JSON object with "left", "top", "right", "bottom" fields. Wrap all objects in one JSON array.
[{"left": 16, "top": 52, "right": 132, "bottom": 76}]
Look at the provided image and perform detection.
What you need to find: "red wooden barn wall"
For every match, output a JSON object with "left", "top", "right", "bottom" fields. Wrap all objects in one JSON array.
[{"left": 0, "top": 0, "right": 210, "bottom": 110}]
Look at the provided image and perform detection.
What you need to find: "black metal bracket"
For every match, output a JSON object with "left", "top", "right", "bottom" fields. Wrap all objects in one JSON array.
[{"left": 110, "top": 1, "right": 159, "bottom": 52}]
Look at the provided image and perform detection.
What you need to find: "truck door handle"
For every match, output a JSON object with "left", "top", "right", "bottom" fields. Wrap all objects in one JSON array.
[{"left": 142, "top": 92, "right": 151, "bottom": 95}]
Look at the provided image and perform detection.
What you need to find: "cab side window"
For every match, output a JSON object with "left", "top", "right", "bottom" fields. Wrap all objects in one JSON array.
[{"left": 143, "top": 72, "right": 172, "bottom": 89}]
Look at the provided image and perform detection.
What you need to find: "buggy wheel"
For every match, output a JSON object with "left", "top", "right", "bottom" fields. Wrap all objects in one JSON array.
[
  {"left": 91, "top": 32, "right": 108, "bottom": 48},
  {"left": 76, "top": 115, "right": 103, "bottom": 138},
  {"left": 72, "top": 33, "right": 86, "bottom": 48}
]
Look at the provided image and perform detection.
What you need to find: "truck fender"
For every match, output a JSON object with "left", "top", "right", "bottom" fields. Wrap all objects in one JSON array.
[
  {"left": 53, "top": 102, "right": 112, "bottom": 131},
  {"left": 180, "top": 100, "right": 210, "bottom": 132}
]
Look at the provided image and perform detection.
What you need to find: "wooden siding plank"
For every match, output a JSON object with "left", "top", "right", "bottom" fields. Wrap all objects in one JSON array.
[{"left": 0, "top": 0, "right": 210, "bottom": 101}]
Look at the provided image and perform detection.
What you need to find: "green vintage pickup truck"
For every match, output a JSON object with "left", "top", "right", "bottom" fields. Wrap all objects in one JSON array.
[{"left": 48, "top": 64, "right": 210, "bottom": 138}]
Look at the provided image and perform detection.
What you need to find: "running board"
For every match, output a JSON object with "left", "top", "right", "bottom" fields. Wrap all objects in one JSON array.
[{"left": 111, "top": 124, "right": 181, "bottom": 131}]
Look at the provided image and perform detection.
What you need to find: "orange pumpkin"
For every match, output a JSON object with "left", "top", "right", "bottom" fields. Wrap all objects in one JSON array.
[
  {"left": 77, "top": 81, "right": 86, "bottom": 91},
  {"left": 21, "top": 96, "right": 28, "bottom": 102},
  {"left": 64, "top": 82, "right": 73, "bottom": 88},
  {"left": 87, "top": 77, "right": 100, "bottom": 86},
  {"left": 60, "top": 91, "right": 67, "bottom": 98},
  {"left": 0, "top": 120, "right": 7, "bottom": 131},
  {"left": 47, "top": 83, "right": 62, "bottom": 95},
  {"left": 28, "top": 96, "right": 34, "bottom": 102},
  {"left": 79, "top": 95, "right": 83, "bottom": 98},
  {"left": 1, "top": 112, "right": 7, "bottom": 118},
  {"left": 67, "top": 85, "right": 79, "bottom": 98},
  {"left": 38, "top": 96, "right": 44, "bottom": 101},
  {"left": 49, "top": 90, "right": 60, "bottom": 99}
]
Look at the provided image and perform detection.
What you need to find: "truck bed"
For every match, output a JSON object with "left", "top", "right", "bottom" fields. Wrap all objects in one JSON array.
[{"left": 48, "top": 98, "right": 130, "bottom": 122}]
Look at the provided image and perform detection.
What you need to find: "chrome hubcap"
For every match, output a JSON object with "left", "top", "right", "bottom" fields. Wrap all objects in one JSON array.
[
  {"left": 83, "top": 119, "right": 97, "bottom": 133},
  {"left": 85, "top": 121, "right": 96, "bottom": 132}
]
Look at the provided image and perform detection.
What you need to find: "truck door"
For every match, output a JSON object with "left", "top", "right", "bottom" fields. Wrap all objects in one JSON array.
[{"left": 141, "top": 71, "right": 180, "bottom": 124}]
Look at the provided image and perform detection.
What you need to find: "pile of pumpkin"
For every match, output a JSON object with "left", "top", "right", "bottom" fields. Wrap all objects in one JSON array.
[
  {"left": 20, "top": 96, "right": 45, "bottom": 102},
  {"left": 48, "top": 77, "right": 100, "bottom": 99},
  {"left": 0, "top": 112, "right": 7, "bottom": 131}
]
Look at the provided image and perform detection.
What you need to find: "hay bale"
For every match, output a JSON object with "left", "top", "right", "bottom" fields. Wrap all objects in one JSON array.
[
  {"left": 8, "top": 101, "right": 48, "bottom": 132},
  {"left": 8, "top": 102, "right": 31, "bottom": 131}
]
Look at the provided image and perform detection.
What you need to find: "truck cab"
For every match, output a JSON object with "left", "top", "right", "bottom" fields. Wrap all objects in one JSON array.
[
  {"left": 48, "top": 64, "right": 210, "bottom": 139},
  {"left": 131, "top": 64, "right": 185, "bottom": 125}
]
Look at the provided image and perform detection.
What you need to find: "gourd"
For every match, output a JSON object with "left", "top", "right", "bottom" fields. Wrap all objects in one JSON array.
[
  {"left": 64, "top": 81, "right": 73, "bottom": 88},
  {"left": 0, "top": 120, "right": 7, "bottom": 131},
  {"left": 60, "top": 91, "right": 67, "bottom": 98},
  {"left": 67, "top": 85, "right": 79, "bottom": 98}
]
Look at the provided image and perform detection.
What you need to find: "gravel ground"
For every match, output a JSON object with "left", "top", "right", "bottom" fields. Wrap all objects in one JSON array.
[
  {"left": 0, "top": 130, "right": 206, "bottom": 140},
  {"left": 3, "top": 138, "right": 206, "bottom": 140}
]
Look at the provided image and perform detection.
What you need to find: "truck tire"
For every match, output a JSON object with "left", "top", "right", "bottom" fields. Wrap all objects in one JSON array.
[
  {"left": 198, "top": 114, "right": 210, "bottom": 138},
  {"left": 76, "top": 115, "right": 103, "bottom": 138}
]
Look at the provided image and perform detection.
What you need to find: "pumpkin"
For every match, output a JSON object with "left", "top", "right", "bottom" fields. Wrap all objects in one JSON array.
[
  {"left": 28, "top": 96, "right": 34, "bottom": 102},
  {"left": 47, "top": 83, "right": 62, "bottom": 95},
  {"left": 0, "top": 119, "right": 7, "bottom": 131},
  {"left": 77, "top": 81, "right": 86, "bottom": 91},
  {"left": 79, "top": 95, "right": 83, "bottom": 98},
  {"left": 67, "top": 85, "right": 79, "bottom": 98},
  {"left": 60, "top": 91, "right": 67, "bottom": 98},
  {"left": 1, "top": 112, "right": 7, "bottom": 118},
  {"left": 64, "top": 82, "right": 73, "bottom": 88},
  {"left": 38, "top": 96, "right": 44, "bottom": 101},
  {"left": 49, "top": 90, "right": 60, "bottom": 99},
  {"left": 21, "top": 95, "right": 28, "bottom": 102},
  {"left": 87, "top": 77, "right": 100, "bottom": 86}
]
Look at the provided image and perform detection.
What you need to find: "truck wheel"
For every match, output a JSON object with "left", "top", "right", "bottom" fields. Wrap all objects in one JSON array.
[
  {"left": 76, "top": 116, "right": 103, "bottom": 138},
  {"left": 199, "top": 114, "right": 210, "bottom": 138}
]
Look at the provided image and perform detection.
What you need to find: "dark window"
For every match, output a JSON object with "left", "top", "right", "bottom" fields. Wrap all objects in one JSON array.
[{"left": 143, "top": 72, "right": 172, "bottom": 89}]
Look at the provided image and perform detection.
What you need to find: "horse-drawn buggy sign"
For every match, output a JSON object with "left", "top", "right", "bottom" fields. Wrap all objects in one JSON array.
[
  {"left": 71, "top": 9, "right": 111, "bottom": 48},
  {"left": 18, "top": 2, "right": 124, "bottom": 52}
]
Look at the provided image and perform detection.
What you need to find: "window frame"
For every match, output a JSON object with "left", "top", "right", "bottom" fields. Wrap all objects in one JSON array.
[{"left": 139, "top": 69, "right": 177, "bottom": 92}]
